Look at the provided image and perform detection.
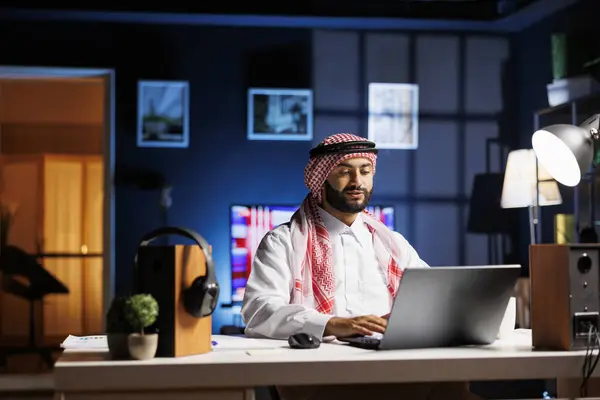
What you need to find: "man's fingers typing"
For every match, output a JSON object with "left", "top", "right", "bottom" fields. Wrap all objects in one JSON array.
[
  {"left": 361, "top": 315, "right": 387, "bottom": 329},
  {"left": 360, "top": 321, "right": 386, "bottom": 334},
  {"left": 350, "top": 322, "right": 373, "bottom": 336},
  {"left": 352, "top": 319, "right": 385, "bottom": 334}
]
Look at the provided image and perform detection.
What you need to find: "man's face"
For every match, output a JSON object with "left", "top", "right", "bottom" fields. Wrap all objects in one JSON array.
[{"left": 324, "top": 157, "right": 374, "bottom": 213}]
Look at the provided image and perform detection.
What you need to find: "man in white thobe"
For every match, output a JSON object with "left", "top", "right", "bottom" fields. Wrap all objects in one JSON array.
[{"left": 242, "top": 133, "right": 481, "bottom": 400}]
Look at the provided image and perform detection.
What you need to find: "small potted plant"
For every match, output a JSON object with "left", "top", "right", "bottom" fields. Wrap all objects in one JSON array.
[
  {"left": 124, "top": 293, "right": 159, "bottom": 360},
  {"left": 106, "top": 296, "right": 135, "bottom": 359}
]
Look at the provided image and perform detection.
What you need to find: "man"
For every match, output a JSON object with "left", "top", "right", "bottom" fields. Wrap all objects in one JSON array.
[
  {"left": 241, "top": 133, "right": 480, "bottom": 400},
  {"left": 242, "top": 133, "right": 428, "bottom": 340}
]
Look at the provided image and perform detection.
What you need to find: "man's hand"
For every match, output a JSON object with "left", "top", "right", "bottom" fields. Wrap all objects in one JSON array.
[{"left": 324, "top": 315, "right": 388, "bottom": 338}]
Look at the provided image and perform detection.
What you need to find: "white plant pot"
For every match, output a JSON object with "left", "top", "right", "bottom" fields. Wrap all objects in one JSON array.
[
  {"left": 547, "top": 75, "right": 598, "bottom": 107},
  {"left": 128, "top": 333, "right": 158, "bottom": 360}
]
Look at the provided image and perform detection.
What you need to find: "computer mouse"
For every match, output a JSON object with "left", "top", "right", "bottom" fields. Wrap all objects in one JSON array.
[{"left": 288, "top": 333, "right": 321, "bottom": 349}]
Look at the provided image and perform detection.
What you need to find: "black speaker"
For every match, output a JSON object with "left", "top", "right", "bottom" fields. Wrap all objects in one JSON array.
[{"left": 531, "top": 244, "right": 600, "bottom": 350}]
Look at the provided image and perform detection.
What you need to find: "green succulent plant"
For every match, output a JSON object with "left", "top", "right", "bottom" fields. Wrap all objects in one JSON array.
[{"left": 124, "top": 294, "right": 159, "bottom": 334}]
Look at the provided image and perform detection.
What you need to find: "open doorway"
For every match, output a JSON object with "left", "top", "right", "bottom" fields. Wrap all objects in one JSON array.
[{"left": 0, "top": 66, "right": 114, "bottom": 371}]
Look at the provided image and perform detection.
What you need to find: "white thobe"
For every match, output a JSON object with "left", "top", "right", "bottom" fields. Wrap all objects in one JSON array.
[{"left": 241, "top": 208, "right": 429, "bottom": 340}]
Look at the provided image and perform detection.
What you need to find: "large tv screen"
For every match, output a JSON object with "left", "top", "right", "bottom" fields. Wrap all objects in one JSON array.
[{"left": 230, "top": 204, "right": 395, "bottom": 303}]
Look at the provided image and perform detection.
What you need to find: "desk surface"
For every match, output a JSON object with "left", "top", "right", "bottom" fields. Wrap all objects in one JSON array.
[{"left": 54, "top": 330, "right": 595, "bottom": 392}]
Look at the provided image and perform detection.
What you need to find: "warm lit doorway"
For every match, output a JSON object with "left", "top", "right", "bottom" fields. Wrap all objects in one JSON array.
[{"left": 0, "top": 67, "right": 114, "bottom": 366}]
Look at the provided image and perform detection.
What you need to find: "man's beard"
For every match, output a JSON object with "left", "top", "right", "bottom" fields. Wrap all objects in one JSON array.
[{"left": 324, "top": 181, "right": 372, "bottom": 213}]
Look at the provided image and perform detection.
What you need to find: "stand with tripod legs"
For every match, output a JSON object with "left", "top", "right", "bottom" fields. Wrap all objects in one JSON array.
[{"left": 0, "top": 245, "right": 69, "bottom": 369}]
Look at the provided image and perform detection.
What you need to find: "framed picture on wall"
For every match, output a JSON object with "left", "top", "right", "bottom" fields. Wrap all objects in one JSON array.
[
  {"left": 137, "top": 80, "right": 190, "bottom": 148},
  {"left": 247, "top": 88, "right": 313, "bottom": 141},
  {"left": 368, "top": 83, "right": 419, "bottom": 150}
]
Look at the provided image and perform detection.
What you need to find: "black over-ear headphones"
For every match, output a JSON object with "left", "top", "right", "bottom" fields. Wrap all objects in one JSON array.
[{"left": 133, "top": 226, "right": 220, "bottom": 318}]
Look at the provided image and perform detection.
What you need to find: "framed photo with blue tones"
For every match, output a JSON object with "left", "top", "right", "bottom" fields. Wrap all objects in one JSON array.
[
  {"left": 137, "top": 80, "right": 190, "bottom": 148},
  {"left": 247, "top": 88, "right": 313, "bottom": 141},
  {"left": 368, "top": 83, "right": 419, "bottom": 150}
]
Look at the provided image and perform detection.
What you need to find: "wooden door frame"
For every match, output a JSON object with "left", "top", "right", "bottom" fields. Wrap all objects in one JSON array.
[{"left": 0, "top": 66, "right": 115, "bottom": 332}]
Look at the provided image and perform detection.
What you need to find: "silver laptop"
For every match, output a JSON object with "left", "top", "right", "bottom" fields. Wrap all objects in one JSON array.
[{"left": 340, "top": 265, "right": 521, "bottom": 350}]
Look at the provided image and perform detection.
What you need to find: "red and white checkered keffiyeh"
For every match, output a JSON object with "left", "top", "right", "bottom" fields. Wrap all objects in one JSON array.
[{"left": 289, "top": 133, "right": 403, "bottom": 315}]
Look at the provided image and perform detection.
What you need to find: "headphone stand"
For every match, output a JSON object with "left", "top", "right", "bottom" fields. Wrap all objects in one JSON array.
[{"left": 136, "top": 244, "right": 214, "bottom": 357}]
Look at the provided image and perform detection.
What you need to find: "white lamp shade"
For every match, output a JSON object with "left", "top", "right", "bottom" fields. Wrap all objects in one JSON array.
[
  {"left": 501, "top": 149, "right": 563, "bottom": 208},
  {"left": 531, "top": 125, "right": 592, "bottom": 187}
]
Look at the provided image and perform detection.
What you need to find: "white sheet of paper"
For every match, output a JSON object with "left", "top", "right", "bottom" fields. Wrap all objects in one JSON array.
[{"left": 60, "top": 335, "right": 108, "bottom": 349}]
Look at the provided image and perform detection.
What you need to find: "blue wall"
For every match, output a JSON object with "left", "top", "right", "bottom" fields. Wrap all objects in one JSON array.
[{"left": 112, "top": 27, "right": 315, "bottom": 331}]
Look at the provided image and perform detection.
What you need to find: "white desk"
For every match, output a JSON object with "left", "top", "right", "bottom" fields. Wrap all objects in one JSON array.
[{"left": 54, "top": 330, "right": 598, "bottom": 400}]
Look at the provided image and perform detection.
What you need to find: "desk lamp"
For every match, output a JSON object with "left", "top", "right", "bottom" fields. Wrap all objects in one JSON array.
[
  {"left": 501, "top": 149, "right": 562, "bottom": 244},
  {"left": 532, "top": 114, "right": 600, "bottom": 242},
  {"left": 532, "top": 114, "right": 600, "bottom": 187}
]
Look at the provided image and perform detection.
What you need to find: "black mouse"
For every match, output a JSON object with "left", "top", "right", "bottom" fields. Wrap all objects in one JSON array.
[{"left": 288, "top": 333, "right": 321, "bottom": 349}]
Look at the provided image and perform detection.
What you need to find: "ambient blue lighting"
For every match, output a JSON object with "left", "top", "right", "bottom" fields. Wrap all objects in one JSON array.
[{"left": 0, "top": 0, "right": 581, "bottom": 33}]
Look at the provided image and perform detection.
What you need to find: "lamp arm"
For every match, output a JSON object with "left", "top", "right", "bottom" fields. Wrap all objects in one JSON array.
[
  {"left": 580, "top": 114, "right": 600, "bottom": 166},
  {"left": 579, "top": 113, "right": 600, "bottom": 133},
  {"left": 579, "top": 114, "right": 600, "bottom": 131}
]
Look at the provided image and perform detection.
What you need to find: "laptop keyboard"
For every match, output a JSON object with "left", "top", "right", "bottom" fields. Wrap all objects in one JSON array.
[{"left": 340, "top": 336, "right": 381, "bottom": 350}]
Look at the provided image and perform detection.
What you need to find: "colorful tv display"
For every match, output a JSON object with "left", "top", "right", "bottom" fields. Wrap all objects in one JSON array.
[{"left": 230, "top": 204, "right": 395, "bottom": 302}]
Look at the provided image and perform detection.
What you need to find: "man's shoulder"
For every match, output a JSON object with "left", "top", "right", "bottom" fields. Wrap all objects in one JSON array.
[
  {"left": 373, "top": 223, "right": 408, "bottom": 242},
  {"left": 390, "top": 229, "right": 408, "bottom": 241},
  {"left": 269, "top": 221, "right": 292, "bottom": 237},
  {"left": 383, "top": 228, "right": 416, "bottom": 248},
  {"left": 257, "top": 222, "right": 292, "bottom": 250}
]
